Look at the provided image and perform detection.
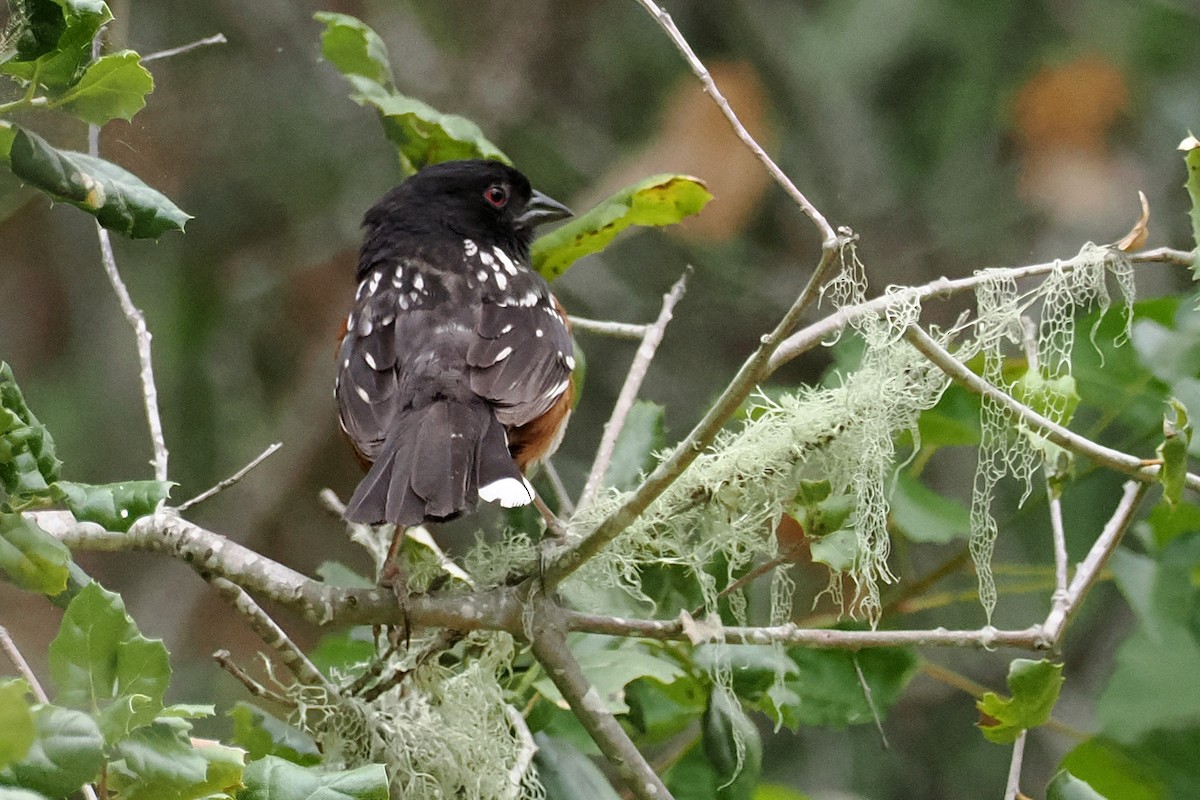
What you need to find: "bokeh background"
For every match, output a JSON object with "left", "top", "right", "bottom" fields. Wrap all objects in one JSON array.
[{"left": 2, "top": 1, "right": 1199, "bottom": 797}]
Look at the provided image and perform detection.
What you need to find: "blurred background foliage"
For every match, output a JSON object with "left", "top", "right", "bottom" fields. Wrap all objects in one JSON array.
[{"left": 2, "top": 0, "right": 1199, "bottom": 797}]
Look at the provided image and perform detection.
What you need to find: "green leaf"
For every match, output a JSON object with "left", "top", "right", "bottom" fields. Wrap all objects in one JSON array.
[
  {"left": 107, "top": 719, "right": 244, "bottom": 800},
  {"left": 315, "top": 12, "right": 507, "bottom": 175},
  {"left": 0, "top": 0, "right": 66, "bottom": 64},
  {"left": 1046, "top": 770, "right": 1109, "bottom": 800},
  {"left": 890, "top": 470, "right": 971, "bottom": 544},
  {"left": 754, "top": 787, "right": 814, "bottom": 800},
  {"left": 53, "top": 50, "right": 153, "bottom": 124},
  {"left": 977, "top": 658, "right": 1064, "bottom": 744},
  {"left": 1098, "top": 539, "right": 1200, "bottom": 743},
  {"left": 0, "top": 681, "right": 35, "bottom": 770},
  {"left": 1062, "top": 729, "right": 1200, "bottom": 800},
  {"left": 52, "top": 480, "right": 171, "bottom": 532},
  {"left": 1, "top": 0, "right": 113, "bottom": 92},
  {"left": 1013, "top": 370, "right": 1080, "bottom": 425},
  {"left": 916, "top": 384, "right": 982, "bottom": 450},
  {"left": 237, "top": 755, "right": 389, "bottom": 800},
  {"left": 775, "top": 645, "right": 917, "bottom": 730},
  {"left": 0, "top": 511, "right": 69, "bottom": 594},
  {"left": 1137, "top": 501, "right": 1200, "bottom": 551},
  {"left": 1180, "top": 134, "right": 1200, "bottom": 259},
  {"left": 228, "top": 703, "right": 320, "bottom": 767},
  {"left": 9, "top": 127, "right": 190, "bottom": 238},
  {"left": 534, "top": 636, "right": 684, "bottom": 715},
  {"left": 624, "top": 672, "right": 707, "bottom": 743},
  {"left": 0, "top": 361, "right": 62, "bottom": 500},
  {"left": 531, "top": 174, "right": 713, "bottom": 280},
  {"left": 533, "top": 734, "right": 623, "bottom": 800},
  {"left": 0, "top": 123, "right": 13, "bottom": 164},
  {"left": 808, "top": 528, "right": 857, "bottom": 573},
  {"left": 48, "top": 582, "right": 170, "bottom": 743},
  {"left": 0, "top": 787, "right": 52, "bottom": 800},
  {"left": 1155, "top": 398, "right": 1192, "bottom": 506},
  {"left": 602, "top": 401, "right": 665, "bottom": 491},
  {"left": 702, "top": 690, "right": 761, "bottom": 800},
  {"left": 0, "top": 704, "right": 103, "bottom": 798},
  {"left": 313, "top": 12, "right": 393, "bottom": 89}
]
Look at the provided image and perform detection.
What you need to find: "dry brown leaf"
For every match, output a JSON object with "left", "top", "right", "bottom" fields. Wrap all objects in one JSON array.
[{"left": 1113, "top": 190, "right": 1150, "bottom": 252}]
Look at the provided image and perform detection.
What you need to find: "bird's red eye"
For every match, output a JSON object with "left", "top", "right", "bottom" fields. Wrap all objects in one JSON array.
[{"left": 484, "top": 185, "right": 509, "bottom": 209}]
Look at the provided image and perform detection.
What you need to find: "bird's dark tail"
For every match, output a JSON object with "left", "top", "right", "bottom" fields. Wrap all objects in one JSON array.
[{"left": 344, "top": 400, "right": 533, "bottom": 526}]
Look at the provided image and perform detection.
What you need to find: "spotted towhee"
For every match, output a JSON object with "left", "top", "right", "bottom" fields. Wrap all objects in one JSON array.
[{"left": 336, "top": 159, "right": 575, "bottom": 527}]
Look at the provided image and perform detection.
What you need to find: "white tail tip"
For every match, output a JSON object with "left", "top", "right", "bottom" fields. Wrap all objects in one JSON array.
[{"left": 479, "top": 477, "right": 534, "bottom": 508}]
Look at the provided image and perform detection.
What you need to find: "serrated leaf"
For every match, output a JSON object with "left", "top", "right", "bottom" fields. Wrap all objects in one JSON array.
[
  {"left": 977, "top": 658, "right": 1064, "bottom": 744},
  {"left": 1, "top": 0, "right": 112, "bottom": 91},
  {"left": 1155, "top": 398, "right": 1192, "bottom": 506},
  {"left": 316, "top": 12, "right": 506, "bottom": 176},
  {"left": 0, "top": 0, "right": 66, "bottom": 64},
  {"left": 107, "top": 719, "right": 244, "bottom": 800},
  {"left": 228, "top": 703, "right": 320, "bottom": 767},
  {"left": 0, "top": 704, "right": 103, "bottom": 798},
  {"left": 9, "top": 127, "right": 190, "bottom": 238},
  {"left": 1179, "top": 134, "right": 1200, "bottom": 259},
  {"left": 53, "top": 479, "right": 171, "bottom": 531},
  {"left": 0, "top": 681, "right": 35, "bottom": 769},
  {"left": 890, "top": 471, "right": 970, "bottom": 544},
  {"left": 0, "top": 361, "right": 62, "bottom": 499},
  {"left": 533, "top": 734, "right": 623, "bottom": 800},
  {"left": 48, "top": 582, "right": 170, "bottom": 743},
  {"left": 531, "top": 174, "right": 713, "bottom": 280},
  {"left": 238, "top": 755, "right": 389, "bottom": 800},
  {"left": 1046, "top": 770, "right": 1110, "bottom": 800},
  {"left": 602, "top": 401, "right": 665, "bottom": 491},
  {"left": 0, "top": 511, "right": 69, "bottom": 594},
  {"left": 534, "top": 637, "right": 684, "bottom": 714},
  {"left": 53, "top": 50, "right": 152, "bottom": 125}
]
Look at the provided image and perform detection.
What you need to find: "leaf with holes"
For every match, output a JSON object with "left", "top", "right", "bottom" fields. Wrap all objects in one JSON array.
[
  {"left": 52, "top": 480, "right": 171, "bottom": 532},
  {"left": 53, "top": 50, "right": 153, "bottom": 125},
  {"left": 8, "top": 127, "right": 190, "bottom": 238},
  {"left": 0, "top": 361, "right": 61, "bottom": 501},
  {"left": 532, "top": 174, "right": 713, "bottom": 280},
  {"left": 316, "top": 12, "right": 507, "bottom": 175},
  {"left": 47, "top": 582, "right": 170, "bottom": 744}
]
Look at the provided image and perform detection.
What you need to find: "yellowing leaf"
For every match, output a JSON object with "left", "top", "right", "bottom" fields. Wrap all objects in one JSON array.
[{"left": 531, "top": 174, "right": 713, "bottom": 280}]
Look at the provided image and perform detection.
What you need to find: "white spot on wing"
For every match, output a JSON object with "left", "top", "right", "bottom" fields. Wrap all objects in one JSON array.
[
  {"left": 477, "top": 269, "right": 489, "bottom": 282},
  {"left": 494, "top": 271, "right": 508, "bottom": 291},
  {"left": 413, "top": 273, "right": 424, "bottom": 292},
  {"left": 535, "top": 329, "right": 544, "bottom": 338},
  {"left": 368, "top": 270, "right": 382, "bottom": 295},
  {"left": 479, "top": 477, "right": 533, "bottom": 508},
  {"left": 564, "top": 354, "right": 576, "bottom": 370},
  {"left": 464, "top": 239, "right": 478, "bottom": 257},
  {"left": 363, "top": 352, "right": 377, "bottom": 370},
  {"left": 478, "top": 250, "right": 495, "bottom": 267},
  {"left": 494, "top": 346, "right": 513, "bottom": 361},
  {"left": 543, "top": 379, "right": 570, "bottom": 399},
  {"left": 355, "top": 385, "right": 371, "bottom": 403},
  {"left": 493, "top": 247, "right": 518, "bottom": 275},
  {"left": 500, "top": 323, "right": 514, "bottom": 334}
]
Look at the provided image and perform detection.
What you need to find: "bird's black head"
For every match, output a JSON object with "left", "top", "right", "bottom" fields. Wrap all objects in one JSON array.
[{"left": 361, "top": 160, "right": 571, "bottom": 274}]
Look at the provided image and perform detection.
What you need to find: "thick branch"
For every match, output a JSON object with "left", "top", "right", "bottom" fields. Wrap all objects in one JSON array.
[{"left": 528, "top": 599, "right": 674, "bottom": 800}]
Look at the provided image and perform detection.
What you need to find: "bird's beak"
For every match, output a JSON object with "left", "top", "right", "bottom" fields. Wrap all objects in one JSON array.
[{"left": 516, "top": 189, "right": 573, "bottom": 230}]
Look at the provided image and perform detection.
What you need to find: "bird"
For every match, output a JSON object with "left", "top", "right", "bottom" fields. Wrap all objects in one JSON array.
[{"left": 335, "top": 159, "right": 576, "bottom": 531}]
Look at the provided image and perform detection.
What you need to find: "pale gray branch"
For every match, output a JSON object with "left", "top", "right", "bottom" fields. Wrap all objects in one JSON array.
[
  {"left": 178, "top": 442, "right": 282, "bottom": 511},
  {"left": 568, "top": 316, "right": 650, "bottom": 340},
  {"left": 142, "top": 33, "right": 227, "bottom": 63},
  {"left": 1004, "top": 730, "right": 1027, "bottom": 800}
]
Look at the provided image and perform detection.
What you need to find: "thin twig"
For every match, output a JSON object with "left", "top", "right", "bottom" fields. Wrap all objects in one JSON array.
[
  {"left": 579, "top": 270, "right": 689, "bottom": 507},
  {"left": 853, "top": 655, "right": 889, "bottom": 750},
  {"left": 204, "top": 575, "right": 333, "bottom": 691},
  {"left": 768, "top": 247, "right": 1194, "bottom": 374},
  {"left": 528, "top": 599, "right": 674, "bottom": 800},
  {"left": 1042, "top": 481, "right": 1147, "bottom": 643},
  {"left": 544, "top": 240, "right": 843, "bottom": 589},
  {"left": 141, "top": 33, "right": 227, "bottom": 63},
  {"left": 1004, "top": 731, "right": 1027, "bottom": 800},
  {"left": 568, "top": 316, "right": 649, "bottom": 340},
  {"left": 904, "top": 324, "right": 1200, "bottom": 491},
  {"left": 541, "top": 460, "right": 575, "bottom": 517},
  {"left": 213, "top": 650, "right": 292, "bottom": 706},
  {"left": 178, "top": 442, "right": 282, "bottom": 511},
  {"left": 632, "top": 0, "right": 836, "bottom": 245},
  {"left": 88, "top": 56, "right": 169, "bottom": 482},
  {"left": 0, "top": 626, "right": 49, "bottom": 703}
]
